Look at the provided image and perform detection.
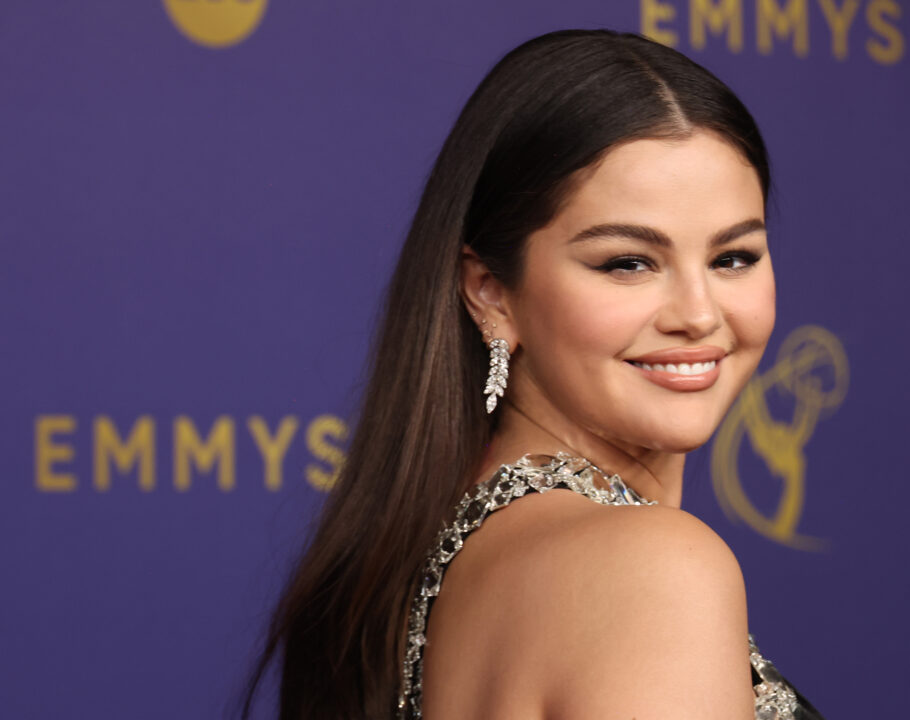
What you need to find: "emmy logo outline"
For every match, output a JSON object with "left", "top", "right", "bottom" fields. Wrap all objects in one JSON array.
[{"left": 711, "top": 324, "right": 849, "bottom": 550}]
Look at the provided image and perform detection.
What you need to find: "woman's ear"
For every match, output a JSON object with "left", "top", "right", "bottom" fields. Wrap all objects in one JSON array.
[{"left": 459, "top": 245, "right": 519, "bottom": 351}]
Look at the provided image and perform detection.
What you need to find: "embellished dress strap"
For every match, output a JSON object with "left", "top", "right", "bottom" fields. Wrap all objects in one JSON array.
[
  {"left": 396, "top": 452, "right": 654, "bottom": 719},
  {"left": 749, "top": 635, "right": 826, "bottom": 720}
]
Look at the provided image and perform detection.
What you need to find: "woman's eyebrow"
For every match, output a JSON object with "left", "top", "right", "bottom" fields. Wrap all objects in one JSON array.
[{"left": 569, "top": 218, "right": 766, "bottom": 248}]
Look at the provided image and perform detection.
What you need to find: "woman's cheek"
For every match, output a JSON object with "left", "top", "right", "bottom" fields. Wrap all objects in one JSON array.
[
  {"left": 564, "top": 286, "right": 656, "bottom": 349},
  {"left": 724, "top": 271, "right": 775, "bottom": 349},
  {"left": 747, "top": 275, "right": 776, "bottom": 348}
]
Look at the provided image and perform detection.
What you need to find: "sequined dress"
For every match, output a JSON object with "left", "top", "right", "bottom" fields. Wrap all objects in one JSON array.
[{"left": 398, "top": 452, "right": 824, "bottom": 720}]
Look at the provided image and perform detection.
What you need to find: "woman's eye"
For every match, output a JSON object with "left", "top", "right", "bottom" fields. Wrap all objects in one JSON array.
[
  {"left": 594, "top": 256, "right": 653, "bottom": 274},
  {"left": 712, "top": 251, "right": 761, "bottom": 272}
]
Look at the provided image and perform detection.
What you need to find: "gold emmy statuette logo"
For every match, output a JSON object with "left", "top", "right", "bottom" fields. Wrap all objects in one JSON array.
[
  {"left": 711, "top": 325, "right": 849, "bottom": 550},
  {"left": 163, "top": 0, "right": 268, "bottom": 49}
]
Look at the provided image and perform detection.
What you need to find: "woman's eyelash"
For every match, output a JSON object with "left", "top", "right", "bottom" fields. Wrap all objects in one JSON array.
[
  {"left": 593, "top": 250, "right": 763, "bottom": 274},
  {"left": 711, "top": 250, "right": 762, "bottom": 270},
  {"left": 594, "top": 255, "right": 653, "bottom": 273}
]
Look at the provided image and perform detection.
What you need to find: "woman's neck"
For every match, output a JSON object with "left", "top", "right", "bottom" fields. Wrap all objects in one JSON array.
[{"left": 478, "top": 397, "right": 685, "bottom": 508}]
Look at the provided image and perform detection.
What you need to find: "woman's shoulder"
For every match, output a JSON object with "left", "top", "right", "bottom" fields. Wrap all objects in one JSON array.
[
  {"left": 460, "top": 487, "right": 745, "bottom": 611},
  {"left": 421, "top": 488, "right": 752, "bottom": 719},
  {"left": 449, "top": 479, "right": 744, "bottom": 594}
]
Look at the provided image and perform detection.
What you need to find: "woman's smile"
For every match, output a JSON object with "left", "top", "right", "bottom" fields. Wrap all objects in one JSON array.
[
  {"left": 625, "top": 344, "right": 727, "bottom": 391},
  {"left": 625, "top": 356, "right": 722, "bottom": 391}
]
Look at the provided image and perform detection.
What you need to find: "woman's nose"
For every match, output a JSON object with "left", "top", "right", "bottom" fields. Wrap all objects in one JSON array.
[{"left": 653, "top": 272, "right": 723, "bottom": 339}]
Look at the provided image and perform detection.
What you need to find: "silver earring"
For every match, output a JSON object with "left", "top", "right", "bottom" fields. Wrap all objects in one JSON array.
[{"left": 484, "top": 338, "right": 510, "bottom": 413}]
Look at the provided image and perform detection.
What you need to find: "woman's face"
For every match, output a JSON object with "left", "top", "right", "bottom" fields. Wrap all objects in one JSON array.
[{"left": 505, "top": 129, "right": 775, "bottom": 453}]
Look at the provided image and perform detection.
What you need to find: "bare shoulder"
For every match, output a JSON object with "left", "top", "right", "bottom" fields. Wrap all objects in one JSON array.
[
  {"left": 420, "top": 490, "right": 753, "bottom": 720},
  {"left": 536, "top": 499, "right": 754, "bottom": 717}
]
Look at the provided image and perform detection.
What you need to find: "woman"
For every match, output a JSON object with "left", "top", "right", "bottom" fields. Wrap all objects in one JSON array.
[{"left": 242, "top": 28, "right": 824, "bottom": 719}]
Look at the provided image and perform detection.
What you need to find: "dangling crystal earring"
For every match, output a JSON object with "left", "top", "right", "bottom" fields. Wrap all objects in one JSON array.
[
  {"left": 484, "top": 337, "right": 510, "bottom": 414},
  {"left": 470, "top": 312, "right": 510, "bottom": 413}
]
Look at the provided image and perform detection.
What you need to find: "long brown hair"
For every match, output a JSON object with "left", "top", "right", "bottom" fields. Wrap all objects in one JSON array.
[{"left": 240, "top": 28, "right": 771, "bottom": 719}]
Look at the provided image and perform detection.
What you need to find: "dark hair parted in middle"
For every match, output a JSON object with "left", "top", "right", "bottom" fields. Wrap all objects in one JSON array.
[{"left": 240, "top": 28, "right": 772, "bottom": 720}]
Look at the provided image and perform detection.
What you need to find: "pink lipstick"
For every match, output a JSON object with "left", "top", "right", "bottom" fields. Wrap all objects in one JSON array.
[{"left": 624, "top": 346, "right": 726, "bottom": 392}]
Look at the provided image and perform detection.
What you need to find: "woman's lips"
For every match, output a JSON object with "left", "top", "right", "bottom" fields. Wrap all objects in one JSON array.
[
  {"left": 624, "top": 351, "right": 725, "bottom": 392},
  {"left": 626, "top": 345, "right": 726, "bottom": 365}
]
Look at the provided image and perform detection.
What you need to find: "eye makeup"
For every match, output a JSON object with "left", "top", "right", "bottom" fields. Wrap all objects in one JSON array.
[{"left": 591, "top": 247, "right": 765, "bottom": 276}]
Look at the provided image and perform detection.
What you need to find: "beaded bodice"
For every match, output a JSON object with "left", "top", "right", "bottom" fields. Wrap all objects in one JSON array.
[{"left": 397, "top": 452, "right": 823, "bottom": 720}]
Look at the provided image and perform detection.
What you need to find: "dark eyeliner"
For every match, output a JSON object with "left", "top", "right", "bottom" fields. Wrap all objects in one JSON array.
[
  {"left": 712, "top": 249, "right": 762, "bottom": 269},
  {"left": 593, "top": 254, "right": 654, "bottom": 273}
]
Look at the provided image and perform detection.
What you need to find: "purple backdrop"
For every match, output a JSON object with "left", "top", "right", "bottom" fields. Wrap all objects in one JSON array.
[{"left": 2, "top": 1, "right": 908, "bottom": 717}]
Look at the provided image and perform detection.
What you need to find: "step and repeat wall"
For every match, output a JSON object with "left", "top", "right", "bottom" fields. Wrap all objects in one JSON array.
[{"left": 2, "top": 1, "right": 907, "bottom": 717}]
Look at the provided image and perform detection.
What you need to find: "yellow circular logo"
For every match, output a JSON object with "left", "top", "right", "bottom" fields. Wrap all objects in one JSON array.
[{"left": 163, "top": 0, "right": 268, "bottom": 49}]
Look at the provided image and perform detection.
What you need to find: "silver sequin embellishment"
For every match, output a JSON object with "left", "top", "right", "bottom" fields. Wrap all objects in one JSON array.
[{"left": 750, "top": 634, "right": 800, "bottom": 719}]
